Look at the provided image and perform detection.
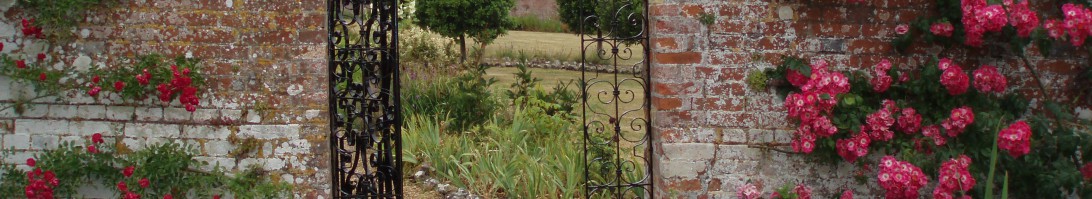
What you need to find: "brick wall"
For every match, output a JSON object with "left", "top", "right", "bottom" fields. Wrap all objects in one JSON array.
[
  {"left": 0, "top": 0, "right": 329, "bottom": 198},
  {"left": 649, "top": 0, "right": 1089, "bottom": 198}
]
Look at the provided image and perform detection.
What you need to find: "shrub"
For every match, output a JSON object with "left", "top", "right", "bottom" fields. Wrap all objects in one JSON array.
[{"left": 402, "top": 64, "right": 498, "bottom": 133}]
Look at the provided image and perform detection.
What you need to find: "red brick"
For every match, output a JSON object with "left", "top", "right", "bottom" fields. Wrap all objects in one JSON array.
[
  {"left": 654, "top": 38, "right": 679, "bottom": 50},
  {"left": 654, "top": 98, "right": 683, "bottom": 110},
  {"left": 653, "top": 82, "right": 697, "bottom": 96},
  {"left": 655, "top": 52, "right": 702, "bottom": 65},
  {"left": 681, "top": 4, "right": 704, "bottom": 17},
  {"left": 651, "top": 5, "right": 681, "bottom": 17}
]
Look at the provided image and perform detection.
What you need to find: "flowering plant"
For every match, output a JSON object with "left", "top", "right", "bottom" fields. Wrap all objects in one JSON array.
[
  {"left": 0, "top": 133, "right": 291, "bottom": 198},
  {"left": 755, "top": 54, "right": 1092, "bottom": 198}
]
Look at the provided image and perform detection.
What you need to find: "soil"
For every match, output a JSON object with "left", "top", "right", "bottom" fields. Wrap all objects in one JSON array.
[{"left": 405, "top": 182, "right": 442, "bottom": 199}]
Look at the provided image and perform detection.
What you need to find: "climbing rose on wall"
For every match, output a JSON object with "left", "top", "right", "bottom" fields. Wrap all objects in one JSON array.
[
  {"left": 1062, "top": 3, "right": 1092, "bottom": 46},
  {"left": 933, "top": 155, "right": 976, "bottom": 199},
  {"left": 841, "top": 190, "right": 854, "bottom": 199},
  {"left": 940, "top": 62, "right": 970, "bottom": 95},
  {"left": 961, "top": 0, "right": 1008, "bottom": 47},
  {"left": 785, "top": 59, "right": 850, "bottom": 153},
  {"left": 871, "top": 59, "right": 893, "bottom": 92},
  {"left": 737, "top": 183, "right": 761, "bottom": 199},
  {"left": 1008, "top": 1, "right": 1040, "bottom": 38},
  {"left": 793, "top": 184, "right": 812, "bottom": 199},
  {"left": 864, "top": 100, "right": 897, "bottom": 142},
  {"left": 24, "top": 168, "right": 58, "bottom": 199},
  {"left": 922, "top": 125, "right": 947, "bottom": 146},
  {"left": 896, "top": 108, "right": 922, "bottom": 134},
  {"left": 836, "top": 131, "right": 871, "bottom": 163},
  {"left": 878, "top": 156, "right": 929, "bottom": 199},
  {"left": 941, "top": 106, "right": 975, "bottom": 137},
  {"left": 998, "top": 121, "right": 1033, "bottom": 158},
  {"left": 972, "top": 65, "right": 1008, "bottom": 93},
  {"left": 930, "top": 21, "right": 954, "bottom": 37}
]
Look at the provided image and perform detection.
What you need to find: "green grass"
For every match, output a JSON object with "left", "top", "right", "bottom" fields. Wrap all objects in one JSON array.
[{"left": 479, "top": 31, "right": 644, "bottom": 66}]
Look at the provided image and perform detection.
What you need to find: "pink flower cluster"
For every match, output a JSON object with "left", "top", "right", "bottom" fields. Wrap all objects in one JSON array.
[
  {"left": 793, "top": 184, "right": 812, "bottom": 199},
  {"left": 998, "top": 121, "right": 1033, "bottom": 158},
  {"left": 896, "top": 107, "right": 922, "bottom": 134},
  {"left": 961, "top": 0, "right": 1008, "bottom": 47},
  {"left": 922, "top": 125, "right": 947, "bottom": 146},
  {"left": 1060, "top": 4, "right": 1092, "bottom": 46},
  {"left": 24, "top": 159, "right": 58, "bottom": 199},
  {"left": 1008, "top": 1, "right": 1040, "bottom": 38},
  {"left": 841, "top": 190, "right": 854, "bottom": 199},
  {"left": 737, "top": 183, "right": 761, "bottom": 199},
  {"left": 156, "top": 65, "right": 201, "bottom": 112},
  {"left": 787, "top": 69, "right": 809, "bottom": 88},
  {"left": 933, "top": 155, "right": 976, "bottom": 199},
  {"left": 871, "top": 59, "right": 894, "bottom": 93},
  {"left": 941, "top": 106, "right": 976, "bottom": 137},
  {"left": 877, "top": 156, "right": 929, "bottom": 199},
  {"left": 972, "top": 65, "right": 1008, "bottom": 93},
  {"left": 864, "top": 100, "right": 898, "bottom": 142},
  {"left": 930, "top": 21, "right": 955, "bottom": 37},
  {"left": 938, "top": 58, "right": 970, "bottom": 95},
  {"left": 785, "top": 60, "right": 850, "bottom": 153},
  {"left": 836, "top": 132, "right": 872, "bottom": 163}
]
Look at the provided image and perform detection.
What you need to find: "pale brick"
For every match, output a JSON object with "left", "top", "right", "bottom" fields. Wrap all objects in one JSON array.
[
  {"left": 238, "top": 124, "right": 301, "bottom": 139},
  {"left": 195, "top": 157, "right": 236, "bottom": 171},
  {"left": 659, "top": 160, "right": 708, "bottom": 179},
  {"left": 30, "top": 134, "right": 58, "bottom": 149},
  {"left": 221, "top": 109, "right": 243, "bottom": 120},
  {"left": 15, "top": 119, "right": 68, "bottom": 135},
  {"left": 68, "top": 121, "right": 115, "bottom": 136},
  {"left": 2, "top": 151, "right": 34, "bottom": 165},
  {"left": 21, "top": 104, "right": 49, "bottom": 118},
  {"left": 48, "top": 105, "right": 79, "bottom": 119},
  {"left": 204, "top": 140, "right": 235, "bottom": 156},
  {"left": 246, "top": 110, "right": 262, "bottom": 123},
  {"left": 60, "top": 135, "right": 83, "bottom": 145},
  {"left": 275, "top": 139, "right": 311, "bottom": 155},
  {"left": 182, "top": 125, "right": 231, "bottom": 139},
  {"left": 135, "top": 107, "right": 163, "bottom": 121},
  {"left": 261, "top": 142, "right": 273, "bottom": 157},
  {"left": 192, "top": 108, "right": 219, "bottom": 122},
  {"left": 163, "top": 107, "right": 191, "bottom": 121},
  {"left": 121, "top": 138, "right": 146, "bottom": 150},
  {"left": 661, "top": 143, "right": 716, "bottom": 161},
  {"left": 76, "top": 105, "right": 107, "bottom": 119},
  {"left": 0, "top": 105, "right": 15, "bottom": 117},
  {"left": 237, "top": 158, "right": 264, "bottom": 170},
  {"left": 105, "top": 106, "right": 136, "bottom": 120},
  {"left": 124, "top": 123, "right": 181, "bottom": 138},
  {"left": 3, "top": 133, "right": 31, "bottom": 149},
  {"left": 264, "top": 158, "right": 286, "bottom": 171}
]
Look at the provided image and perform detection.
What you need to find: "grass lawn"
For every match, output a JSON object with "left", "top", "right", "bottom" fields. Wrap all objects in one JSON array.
[{"left": 476, "top": 31, "right": 645, "bottom": 66}]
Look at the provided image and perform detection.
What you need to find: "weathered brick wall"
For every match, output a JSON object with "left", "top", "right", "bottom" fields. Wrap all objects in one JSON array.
[
  {"left": 649, "top": 0, "right": 1089, "bottom": 198},
  {"left": 0, "top": 0, "right": 329, "bottom": 198}
]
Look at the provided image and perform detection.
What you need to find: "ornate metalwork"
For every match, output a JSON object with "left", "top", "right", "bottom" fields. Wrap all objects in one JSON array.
[
  {"left": 580, "top": 0, "right": 653, "bottom": 198},
  {"left": 328, "top": 0, "right": 402, "bottom": 198}
]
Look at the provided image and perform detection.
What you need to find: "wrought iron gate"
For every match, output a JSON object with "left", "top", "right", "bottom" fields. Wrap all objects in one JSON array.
[
  {"left": 580, "top": 0, "right": 653, "bottom": 198},
  {"left": 328, "top": 0, "right": 402, "bottom": 198}
]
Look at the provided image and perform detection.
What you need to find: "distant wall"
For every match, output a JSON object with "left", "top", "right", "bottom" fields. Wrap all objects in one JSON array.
[
  {"left": 511, "top": 0, "right": 559, "bottom": 19},
  {"left": 0, "top": 0, "right": 329, "bottom": 197}
]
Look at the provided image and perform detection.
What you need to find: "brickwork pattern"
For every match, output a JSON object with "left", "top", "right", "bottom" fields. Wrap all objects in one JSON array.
[
  {"left": 649, "top": 0, "right": 1089, "bottom": 198},
  {"left": 0, "top": 1, "right": 329, "bottom": 198}
]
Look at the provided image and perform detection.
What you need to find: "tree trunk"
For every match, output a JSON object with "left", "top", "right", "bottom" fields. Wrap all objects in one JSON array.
[{"left": 458, "top": 35, "right": 467, "bottom": 63}]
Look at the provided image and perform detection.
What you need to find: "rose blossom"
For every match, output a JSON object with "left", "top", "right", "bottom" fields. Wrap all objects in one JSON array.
[
  {"left": 139, "top": 178, "right": 150, "bottom": 188},
  {"left": 26, "top": 158, "right": 35, "bottom": 167},
  {"left": 123, "top": 166, "right": 135, "bottom": 177},
  {"left": 38, "top": 73, "right": 46, "bottom": 81},
  {"left": 930, "top": 21, "right": 954, "bottom": 37},
  {"left": 895, "top": 24, "right": 910, "bottom": 35},
  {"left": 92, "top": 133, "right": 104, "bottom": 144},
  {"left": 1009, "top": 1, "right": 1040, "bottom": 38},
  {"left": 998, "top": 121, "right": 1033, "bottom": 158},
  {"left": 794, "top": 184, "right": 812, "bottom": 199},
  {"left": 942, "top": 106, "right": 975, "bottom": 137},
  {"left": 841, "top": 190, "right": 854, "bottom": 199},
  {"left": 871, "top": 59, "right": 893, "bottom": 93},
  {"left": 878, "top": 156, "right": 929, "bottom": 199},
  {"left": 896, "top": 107, "right": 922, "bottom": 134},
  {"left": 87, "top": 145, "right": 98, "bottom": 154},
  {"left": 940, "top": 63, "right": 970, "bottom": 95},
  {"left": 922, "top": 125, "right": 947, "bottom": 146},
  {"left": 1045, "top": 19, "right": 1066, "bottom": 39},
  {"left": 87, "top": 86, "right": 102, "bottom": 97},
  {"left": 16, "top": 60, "right": 26, "bottom": 69},
  {"left": 737, "top": 183, "right": 761, "bottom": 199},
  {"left": 933, "top": 155, "right": 975, "bottom": 198},
  {"left": 973, "top": 65, "right": 1008, "bottom": 93}
]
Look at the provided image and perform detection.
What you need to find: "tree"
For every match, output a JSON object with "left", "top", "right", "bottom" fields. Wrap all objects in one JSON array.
[
  {"left": 414, "top": 0, "right": 514, "bottom": 63},
  {"left": 557, "top": 0, "right": 643, "bottom": 38}
]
